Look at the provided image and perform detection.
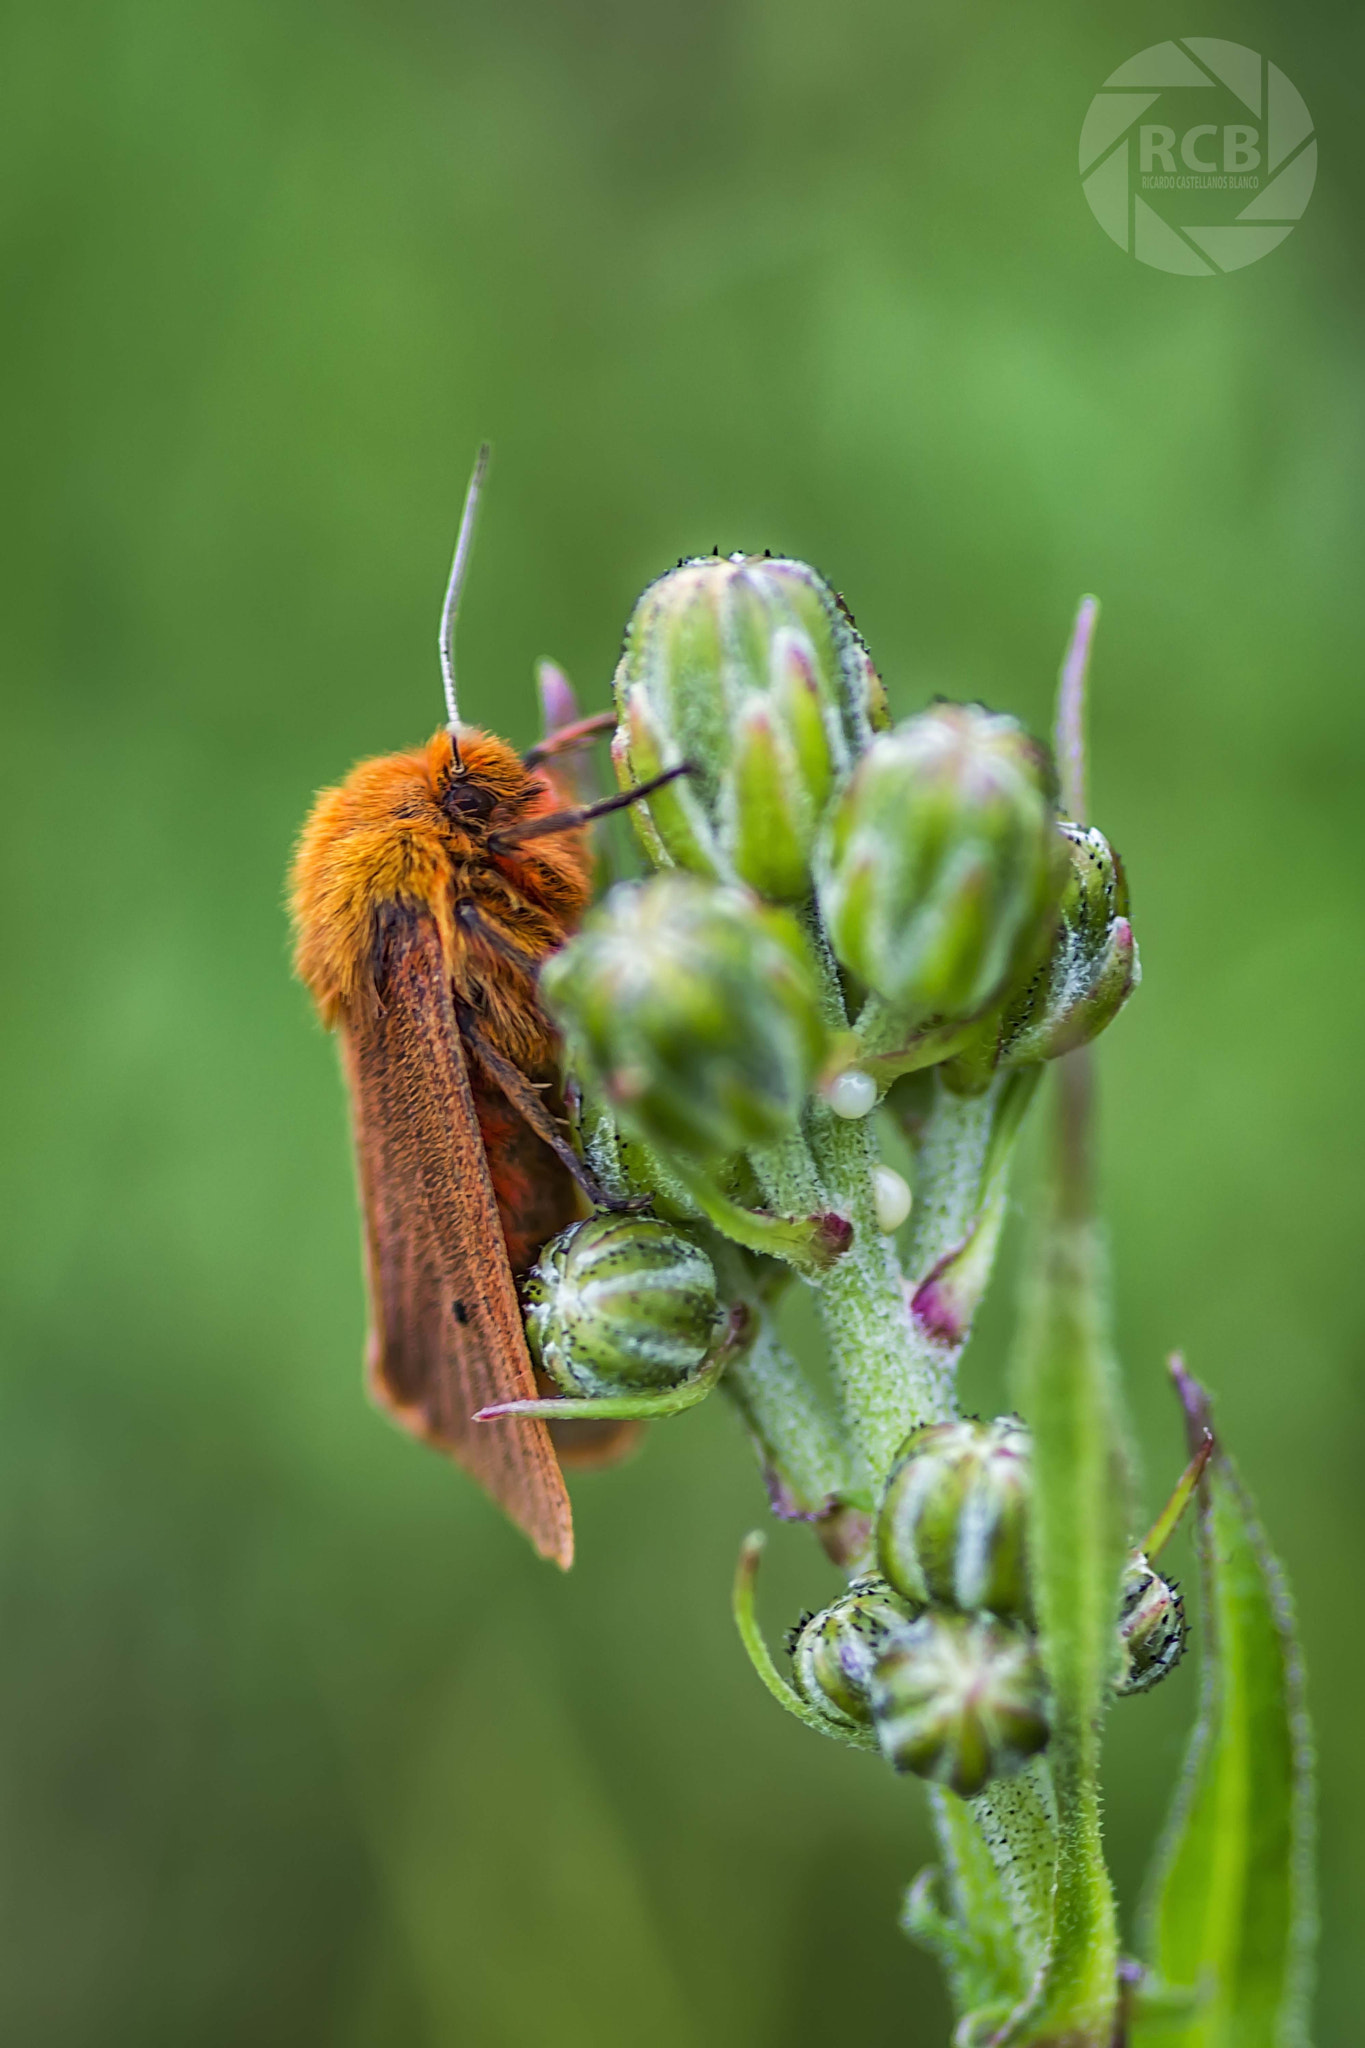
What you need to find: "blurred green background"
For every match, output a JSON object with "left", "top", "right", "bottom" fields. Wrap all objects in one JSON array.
[{"left": 3, "top": 0, "right": 1362, "bottom": 2041}]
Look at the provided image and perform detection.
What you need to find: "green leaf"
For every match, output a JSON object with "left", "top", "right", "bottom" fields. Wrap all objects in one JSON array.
[
  {"left": 902, "top": 1868, "right": 1016, "bottom": 2046},
  {"left": 996, "top": 1057, "right": 1132, "bottom": 2046},
  {"left": 906, "top": 1784, "right": 1038, "bottom": 2031},
  {"left": 1133, "top": 1365, "right": 1316, "bottom": 2048}
]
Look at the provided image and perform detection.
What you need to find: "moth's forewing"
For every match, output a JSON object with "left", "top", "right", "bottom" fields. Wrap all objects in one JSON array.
[
  {"left": 464, "top": 999, "right": 645, "bottom": 1475},
  {"left": 342, "top": 902, "right": 573, "bottom": 1568},
  {"left": 543, "top": 1403, "right": 646, "bottom": 1471}
]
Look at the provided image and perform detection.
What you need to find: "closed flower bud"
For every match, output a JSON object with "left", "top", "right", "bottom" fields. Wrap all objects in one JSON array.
[
  {"left": 817, "top": 705, "right": 1068, "bottom": 1021},
  {"left": 541, "top": 874, "right": 828, "bottom": 1162},
  {"left": 1115, "top": 1552, "right": 1186, "bottom": 1697},
  {"left": 870, "top": 1611, "right": 1050, "bottom": 1796},
  {"left": 524, "top": 1214, "right": 724, "bottom": 1399},
  {"left": 787, "top": 1575, "right": 922, "bottom": 1730},
  {"left": 999, "top": 821, "right": 1140, "bottom": 1066},
  {"left": 878, "top": 1417, "right": 1033, "bottom": 1621},
  {"left": 612, "top": 556, "right": 877, "bottom": 899}
]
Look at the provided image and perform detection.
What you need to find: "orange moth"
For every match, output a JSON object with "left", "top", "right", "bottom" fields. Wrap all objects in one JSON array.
[{"left": 290, "top": 450, "right": 679, "bottom": 1567}]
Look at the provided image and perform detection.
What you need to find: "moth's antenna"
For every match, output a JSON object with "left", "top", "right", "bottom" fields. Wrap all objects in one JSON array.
[{"left": 439, "top": 442, "right": 490, "bottom": 758}]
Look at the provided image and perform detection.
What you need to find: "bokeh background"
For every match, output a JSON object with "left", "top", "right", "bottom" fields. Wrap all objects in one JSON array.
[{"left": 4, "top": 0, "right": 1363, "bottom": 2041}]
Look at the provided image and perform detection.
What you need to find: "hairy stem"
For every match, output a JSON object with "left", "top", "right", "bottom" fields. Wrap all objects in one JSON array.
[
  {"left": 722, "top": 1313, "right": 854, "bottom": 1517},
  {"left": 809, "top": 1099, "right": 936, "bottom": 1493},
  {"left": 967, "top": 1764, "right": 1059, "bottom": 1991},
  {"left": 748, "top": 918, "right": 943, "bottom": 1498},
  {"left": 885, "top": 1067, "right": 1041, "bottom": 1419}
]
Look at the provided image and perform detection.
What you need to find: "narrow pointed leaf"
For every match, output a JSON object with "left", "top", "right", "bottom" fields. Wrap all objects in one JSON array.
[{"left": 1134, "top": 1367, "right": 1315, "bottom": 2048}]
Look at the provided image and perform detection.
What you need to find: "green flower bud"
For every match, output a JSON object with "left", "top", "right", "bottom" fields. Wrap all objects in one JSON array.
[
  {"left": 541, "top": 874, "right": 828, "bottom": 1162},
  {"left": 611, "top": 684, "right": 718, "bottom": 878},
  {"left": 787, "top": 1575, "right": 922, "bottom": 1730},
  {"left": 1114, "top": 1552, "right": 1187, "bottom": 1697},
  {"left": 817, "top": 705, "right": 1068, "bottom": 1022},
  {"left": 877, "top": 1417, "right": 1032, "bottom": 1621},
  {"left": 999, "top": 822, "right": 1140, "bottom": 1066},
  {"left": 523, "top": 1214, "right": 724, "bottom": 1399},
  {"left": 612, "top": 556, "right": 879, "bottom": 900},
  {"left": 870, "top": 1612, "right": 1050, "bottom": 1796}
]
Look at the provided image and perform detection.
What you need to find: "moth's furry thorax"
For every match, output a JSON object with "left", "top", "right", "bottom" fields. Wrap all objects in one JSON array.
[{"left": 290, "top": 726, "right": 593, "bottom": 1054}]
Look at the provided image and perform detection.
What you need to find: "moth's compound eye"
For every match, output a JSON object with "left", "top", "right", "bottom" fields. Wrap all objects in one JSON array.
[{"left": 442, "top": 775, "right": 497, "bottom": 821}]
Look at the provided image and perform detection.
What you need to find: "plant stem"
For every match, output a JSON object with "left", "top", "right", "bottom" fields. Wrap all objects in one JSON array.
[
  {"left": 808, "top": 1098, "right": 937, "bottom": 1493},
  {"left": 722, "top": 1313, "right": 853, "bottom": 1517},
  {"left": 886, "top": 1068, "right": 1041, "bottom": 1420},
  {"left": 967, "top": 1764, "right": 1060, "bottom": 1988},
  {"left": 753, "top": 917, "right": 945, "bottom": 1497},
  {"left": 900, "top": 1074, "right": 1021, "bottom": 1290}
]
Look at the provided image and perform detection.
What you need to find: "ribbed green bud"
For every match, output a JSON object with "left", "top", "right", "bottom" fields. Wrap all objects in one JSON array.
[
  {"left": 870, "top": 1612, "right": 1050, "bottom": 1796},
  {"left": 877, "top": 1417, "right": 1033, "bottom": 1621},
  {"left": 817, "top": 705, "right": 1068, "bottom": 1021},
  {"left": 541, "top": 874, "right": 828, "bottom": 1162},
  {"left": 787, "top": 1575, "right": 922, "bottom": 1730},
  {"left": 999, "top": 821, "right": 1140, "bottom": 1066},
  {"left": 1114, "top": 1551, "right": 1187, "bottom": 1697},
  {"left": 523, "top": 1215, "right": 724, "bottom": 1399},
  {"left": 612, "top": 555, "right": 881, "bottom": 900}
]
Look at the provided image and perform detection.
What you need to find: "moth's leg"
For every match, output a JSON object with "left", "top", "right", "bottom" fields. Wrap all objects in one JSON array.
[
  {"left": 487, "top": 762, "right": 691, "bottom": 853},
  {"left": 455, "top": 1004, "right": 649, "bottom": 1215},
  {"left": 454, "top": 898, "right": 542, "bottom": 979},
  {"left": 522, "top": 710, "right": 617, "bottom": 767}
]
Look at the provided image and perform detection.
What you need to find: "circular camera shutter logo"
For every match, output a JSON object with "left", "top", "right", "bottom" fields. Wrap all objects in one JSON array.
[{"left": 1080, "top": 39, "right": 1316, "bottom": 273}]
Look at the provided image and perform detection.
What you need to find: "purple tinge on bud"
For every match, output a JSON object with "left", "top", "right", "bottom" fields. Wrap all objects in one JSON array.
[
  {"left": 534, "top": 660, "right": 599, "bottom": 809},
  {"left": 537, "top": 658, "right": 581, "bottom": 740},
  {"left": 910, "top": 1260, "right": 968, "bottom": 1347},
  {"left": 789, "top": 1576, "right": 923, "bottom": 1730},
  {"left": 812, "top": 1211, "right": 856, "bottom": 1262}
]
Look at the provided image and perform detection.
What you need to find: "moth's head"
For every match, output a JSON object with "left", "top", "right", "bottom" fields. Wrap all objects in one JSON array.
[{"left": 429, "top": 726, "right": 535, "bottom": 835}]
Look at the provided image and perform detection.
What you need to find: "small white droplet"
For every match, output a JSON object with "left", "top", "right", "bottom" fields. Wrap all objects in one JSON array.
[
  {"left": 828, "top": 1068, "right": 878, "bottom": 1119},
  {"left": 873, "top": 1165, "right": 912, "bottom": 1233}
]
